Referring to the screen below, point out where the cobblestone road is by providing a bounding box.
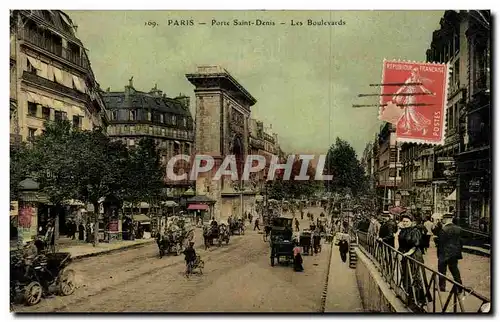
[14,207,350,313]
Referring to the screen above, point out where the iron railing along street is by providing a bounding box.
[355,230,490,313]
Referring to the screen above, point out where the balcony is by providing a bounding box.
[22,71,88,102]
[20,29,89,71]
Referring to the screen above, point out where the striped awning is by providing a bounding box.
[187,204,209,210]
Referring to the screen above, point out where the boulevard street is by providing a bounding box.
[14,207,348,313]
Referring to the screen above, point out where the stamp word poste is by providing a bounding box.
[379,60,450,145]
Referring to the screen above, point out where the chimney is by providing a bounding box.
[175,94,190,109]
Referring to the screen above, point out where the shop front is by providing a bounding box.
[457,148,491,232]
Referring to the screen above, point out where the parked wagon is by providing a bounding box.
[229,219,245,235]
[10,248,76,306]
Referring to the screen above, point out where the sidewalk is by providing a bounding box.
[10,238,155,259]
[325,243,364,312]
[423,245,491,299]
[60,238,155,259]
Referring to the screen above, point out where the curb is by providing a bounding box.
[72,240,156,260]
[320,241,334,313]
[463,246,490,258]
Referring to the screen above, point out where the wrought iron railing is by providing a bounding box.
[355,230,490,313]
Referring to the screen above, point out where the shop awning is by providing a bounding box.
[445,189,457,201]
[72,75,86,93]
[187,204,209,210]
[133,214,151,223]
[161,200,178,207]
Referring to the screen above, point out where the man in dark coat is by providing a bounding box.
[254,217,261,231]
[434,213,463,292]
[338,236,349,263]
[378,215,397,247]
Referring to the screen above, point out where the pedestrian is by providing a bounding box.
[378,214,397,247]
[422,216,433,252]
[254,218,260,231]
[183,241,197,275]
[398,213,428,305]
[295,218,300,232]
[312,227,321,254]
[78,223,85,241]
[248,213,253,225]
[434,213,463,292]
[338,235,349,263]
[293,244,304,272]
[300,211,304,220]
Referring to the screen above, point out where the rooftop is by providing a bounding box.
[102,82,192,116]
[186,65,257,106]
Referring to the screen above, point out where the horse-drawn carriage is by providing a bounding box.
[229,218,245,235]
[156,216,195,258]
[203,223,230,249]
[299,230,312,255]
[269,217,295,266]
[10,242,76,306]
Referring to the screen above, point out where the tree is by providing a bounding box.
[267,156,320,200]
[124,137,165,211]
[324,137,368,197]
[10,142,35,201]
[71,128,130,245]
[29,120,80,207]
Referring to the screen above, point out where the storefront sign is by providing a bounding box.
[379,60,449,145]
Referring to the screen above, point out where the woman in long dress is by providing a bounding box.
[392,67,435,135]
[398,213,430,307]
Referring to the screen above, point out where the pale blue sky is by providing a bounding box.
[68,10,444,156]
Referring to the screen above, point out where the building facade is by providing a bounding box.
[375,123,402,211]
[248,119,281,193]
[10,10,107,145]
[361,141,376,190]
[400,144,435,218]
[425,10,491,232]
[101,80,195,198]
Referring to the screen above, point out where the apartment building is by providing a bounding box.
[10,10,107,144]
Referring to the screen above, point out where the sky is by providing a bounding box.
[67,10,444,157]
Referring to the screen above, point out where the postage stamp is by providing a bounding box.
[378,60,450,145]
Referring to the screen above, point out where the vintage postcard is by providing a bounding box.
[9,9,491,314]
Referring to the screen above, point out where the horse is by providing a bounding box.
[203,225,218,249]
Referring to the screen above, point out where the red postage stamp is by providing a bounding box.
[379,60,450,145]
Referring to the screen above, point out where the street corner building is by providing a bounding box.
[362,11,491,237]
[10,10,108,144]
[101,79,195,200]
[9,10,108,244]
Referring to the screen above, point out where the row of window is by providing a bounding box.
[108,124,192,140]
[27,101,82,128]
[110,109,190,128]
[23,18,86,68]
[427,31,460,63]
[117,137,191,155]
